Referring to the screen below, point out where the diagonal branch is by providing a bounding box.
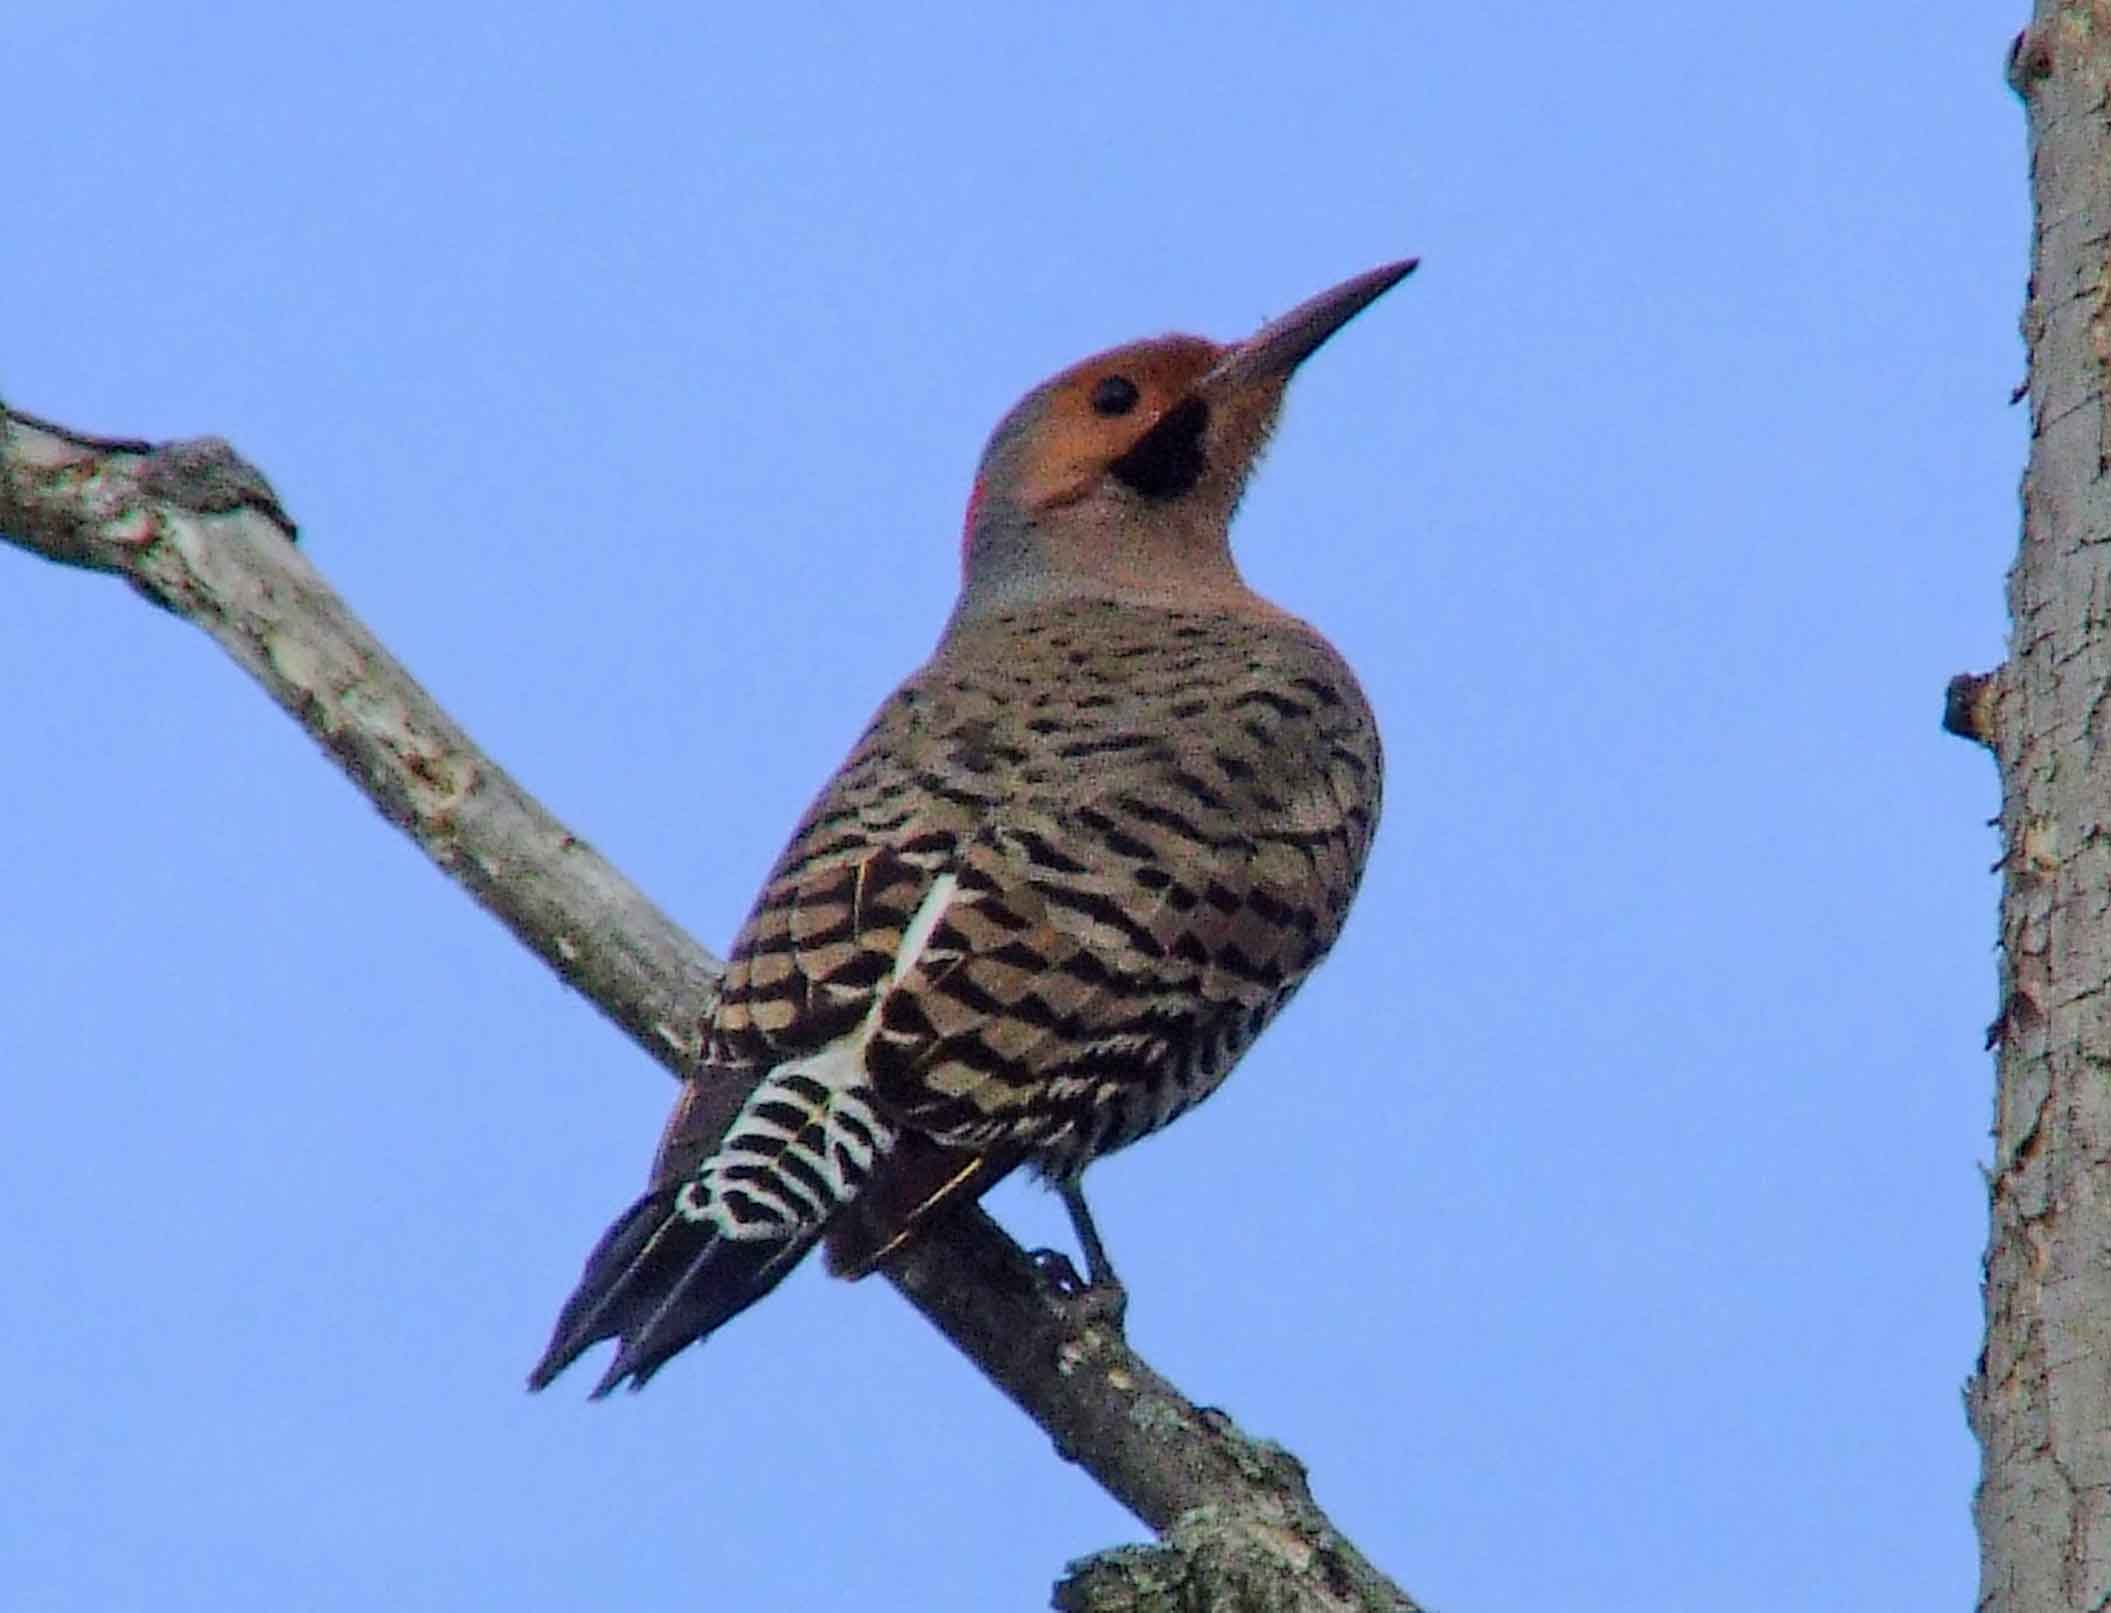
[0,404,722,1074]
[0,400,1422,1613]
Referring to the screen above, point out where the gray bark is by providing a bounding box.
[1955,14,2111,1609]
[0,403,1422,1613]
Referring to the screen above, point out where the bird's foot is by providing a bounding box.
[1028,1247,1129,1333]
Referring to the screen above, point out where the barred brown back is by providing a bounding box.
[707,596,1379,1195]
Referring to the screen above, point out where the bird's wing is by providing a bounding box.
[694,626,1376,1268]
[531,616,1377,1386]
[859,751,1364,1160]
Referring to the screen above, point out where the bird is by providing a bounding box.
[529,259,1414,1396]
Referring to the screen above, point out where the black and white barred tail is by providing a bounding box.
[527,1066,897,1395]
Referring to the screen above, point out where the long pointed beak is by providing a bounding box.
[1201,258,1418,394]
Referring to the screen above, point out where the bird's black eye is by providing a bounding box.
[1090,375,1141,416]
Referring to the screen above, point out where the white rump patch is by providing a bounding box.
[689,873,956,1238]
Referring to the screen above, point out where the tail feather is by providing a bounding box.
[526,1185,817,1395]
[532,1061,910,1393]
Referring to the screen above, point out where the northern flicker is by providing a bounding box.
[529,259,1412,1396]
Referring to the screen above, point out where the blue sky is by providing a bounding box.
[2,5,2013,1608]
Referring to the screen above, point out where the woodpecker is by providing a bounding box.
[530,259,1413,1395]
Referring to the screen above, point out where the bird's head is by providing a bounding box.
[956,259,1415,618]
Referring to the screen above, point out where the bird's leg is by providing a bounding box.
[1028,1181,1128,1332]
[1061,1181,1118,1291]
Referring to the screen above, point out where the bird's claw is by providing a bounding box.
[1028,1247,1128,1332]
[1029,1246,1087,1294]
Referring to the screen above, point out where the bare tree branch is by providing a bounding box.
[0,405,721,1071]
[0,400,1423,1612]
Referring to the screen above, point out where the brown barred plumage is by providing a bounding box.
[530,260,1412,1395]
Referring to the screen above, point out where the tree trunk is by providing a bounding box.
[1959,12,2111,1607]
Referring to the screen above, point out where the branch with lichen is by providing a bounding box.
[0,400,1420,1613]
